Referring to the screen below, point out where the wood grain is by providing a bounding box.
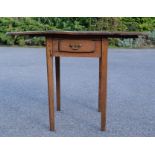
[7,31,147,38]
[46,37,55,131]
[6,30,148,132]
[53,39,101,57]
[100,38,109,131]
[58,39,95,53]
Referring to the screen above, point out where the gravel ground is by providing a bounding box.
[0,47,155,137]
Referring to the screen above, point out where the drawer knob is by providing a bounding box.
[69,44,82,50]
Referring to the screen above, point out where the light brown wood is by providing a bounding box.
[46,37,55,131]
[53,39,101,57]
[58,39,96,53]
[100,38,109,131]
[55,57,61,111]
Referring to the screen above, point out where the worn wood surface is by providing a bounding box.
[7,31,147,38]
[53,39,101,57]
[46,37,55,131]
[8,30,147,132]
[100,38,109,131]
[58,39,96,53]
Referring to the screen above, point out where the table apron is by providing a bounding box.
[52,38,102,57]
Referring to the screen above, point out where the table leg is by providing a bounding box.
[46,37,55,131]
[99,38,108,131]
[98,57,101,112]
[55,57,61,111]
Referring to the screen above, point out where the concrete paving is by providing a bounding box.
[0,47,155,137]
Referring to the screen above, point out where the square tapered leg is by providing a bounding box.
[99,38,108,131]
[46,37,55,131]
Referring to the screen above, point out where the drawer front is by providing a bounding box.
[59,40,95,53]
[53,39,101,57]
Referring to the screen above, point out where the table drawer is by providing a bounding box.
[53,39,101,57]
[59,39,95,53]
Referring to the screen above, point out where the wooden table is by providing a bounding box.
[7,31,147,131]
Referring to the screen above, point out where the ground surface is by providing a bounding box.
[0,47,155,137]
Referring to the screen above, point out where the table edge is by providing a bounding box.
[6,31,148,38]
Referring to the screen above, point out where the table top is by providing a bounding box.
[7,31,148,38]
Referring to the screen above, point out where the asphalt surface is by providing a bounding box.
[0,47,155,137]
